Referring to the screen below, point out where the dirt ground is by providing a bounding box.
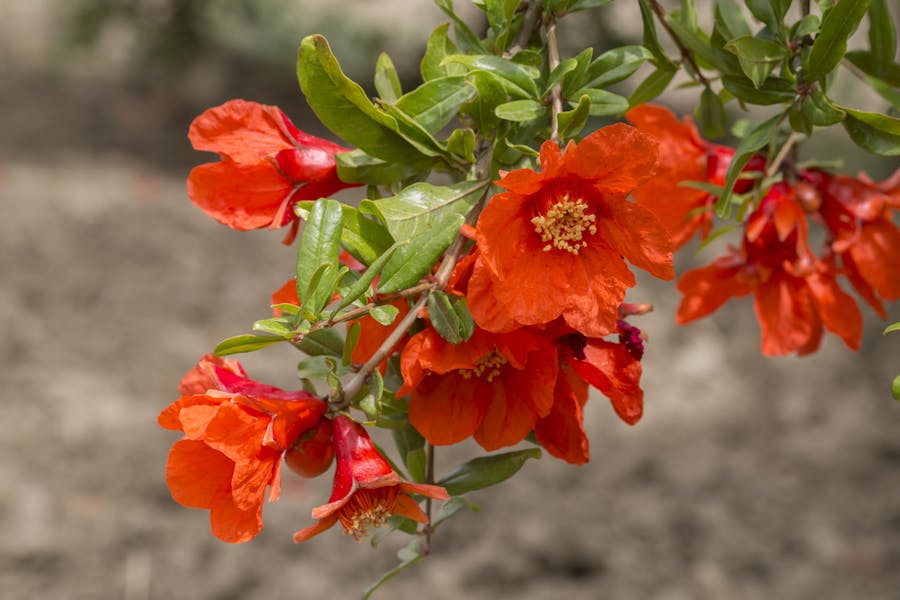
[2,4,900,600]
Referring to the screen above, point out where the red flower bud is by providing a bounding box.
[284,418,335,478]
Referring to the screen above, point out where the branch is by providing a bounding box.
[544,15,563,143]
[505,0,544,58]
[648,0,713,90]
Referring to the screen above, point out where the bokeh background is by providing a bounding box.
[1,1,898,598]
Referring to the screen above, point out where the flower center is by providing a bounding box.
[337,486,399,541]
[531,194,597,255]
[459,351,507,383]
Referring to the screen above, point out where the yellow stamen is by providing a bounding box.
[337,487,398,541]
[531,193,597,255]
[459,351,507,383]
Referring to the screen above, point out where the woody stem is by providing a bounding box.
[765,131,800,180]
[422,442,435,555]
[505,0,543,58]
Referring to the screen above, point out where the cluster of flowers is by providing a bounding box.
[162,98,898,544]
[627,104,900,356]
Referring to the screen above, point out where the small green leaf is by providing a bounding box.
[296,198,343,308]
[840,107,900,156]
[544,57,579,97]
[628,66,677,107]
[892,375,900,401]
[577,45,653,92]
[721,75,797,105]
[377,215,463,294]
[697,87,727,138]
[447,128,477,162]
[297,35,428,164]
[428,290,464,343]
[438,448,542,496]
[296,328,344,357]
[434,0,487,53]
[793,14,821,38]
[337,203,394,267]
[463,70,507,136]
[443,54,541,98]
[867,0,897,76]
[845,50,900,87]
[432,496,480,528]
[802,87,846,126]
[714,0,752,40]
[214,334,285,356]
[370,303,400,326]
[395,76,478,134]
[724,36,787,88]
[558,94,592,138]
[745,0,787,33]
[883,322,900,335]
[450,295,475,341]
[331,240,405,313]
[581,88,630,116]
[252,317,294,338]
[495,99,549,122]
[392,423,426,483]
[335,149,423,186]
[638,0,674,66]
[664,15,738,74]
[361,180,488,242]
[421,23,462,81]
[789,103,814,136]
[375,52,402,102]
[343,321,361,367]
[804,0,869,83]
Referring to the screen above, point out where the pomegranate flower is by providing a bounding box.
[473,123,674,338]
[187,99,356,242]
[159,358,327,543]
[677,182,862,356]
[626,103,766,249]
[294,416,449,542]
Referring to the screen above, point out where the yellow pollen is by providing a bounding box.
[531,194,597,255]
[459,351,507,383]
[337,487,398,541]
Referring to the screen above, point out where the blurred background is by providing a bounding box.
[1,1,898,598]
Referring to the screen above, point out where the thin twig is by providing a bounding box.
[648,0,713,90]
[505,0,544,58]
[765,131,800,180]
[422,442,435,556]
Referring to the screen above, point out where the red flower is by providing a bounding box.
[626,104,766,249]
[399,325,558,451]
[159,358,327,543]
[187,99,356,242]
[293,416,448,542]
[677,182,862,356]
[802,169,900,317]
[474,124,674,338]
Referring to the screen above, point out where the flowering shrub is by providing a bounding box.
[159,0,900,596]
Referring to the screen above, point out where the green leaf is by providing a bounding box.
[432,496,480,528]
[789,103,814,135]
[370,303,400,326]
[892,375,900,401]
[335,149,423,186]
[804,0,869,83]
[434,0,487,53]
[392,423,426,483]
[581,88,630,116]
[463,70,507,135]
[714,0,752,40]
[695,87,727,138]
[840,107,900,156]
[450,295,475,341]
[883,322,900,335]
[558,94,592,138]
[296,198,343,308]
[664,15,738,74]
[745,0,788,33]
[724,36,787,88]
[377,215,463,294]
[845,50,900,87]
[447,128,477,162]
[565,0,613,10]
[484,0,519,51]
[214,334,285,356]
[362,540,424,600]
[332,240,405,313]
[495,99,549,122]
[443,54,541,98]
[722,75,797,105]
[715,112,783,217]
[337,203,394,266]
[375,52,402,102]
[297,35,427,164]
[793,14,821,38]
[252,317,294,338]
[437,448,542,496]
[802,87,846,126]
[868,0,897,76]
[638,0,673,66]
[544,57,579,97]
[361,180,488,242]
[395,76,478,135]
[421,23,462,81]
[343,321,361,367]
[296,328,344,357]
[427,290,466,343]
[628,66,677,107]
[577,45,653,92]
